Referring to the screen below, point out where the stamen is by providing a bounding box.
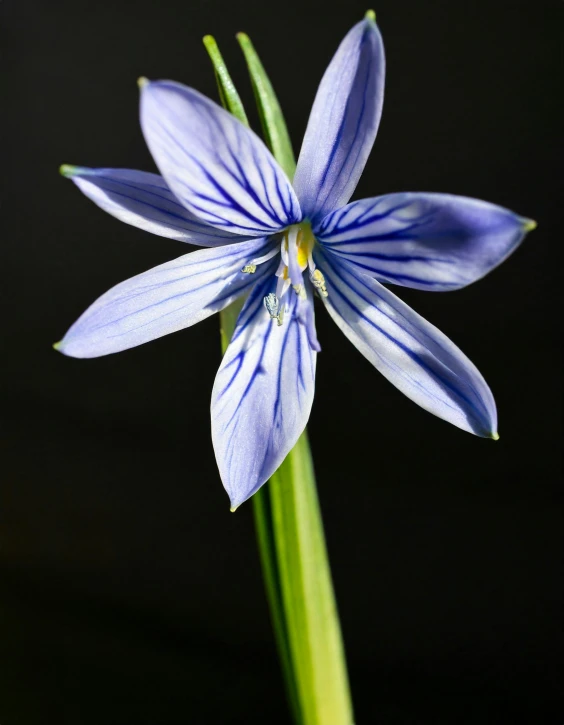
[241,245,280,274]
[311,268,328,297]
[264,292,285,326]
[285,226,305,288]
[276,275,291,302]
[281,232,290,266]
[264,292,279,318]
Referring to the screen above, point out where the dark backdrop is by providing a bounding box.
[2,0,562,723]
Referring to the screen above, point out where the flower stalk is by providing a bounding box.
[207,34,353,725]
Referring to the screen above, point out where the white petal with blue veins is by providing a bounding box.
[211,277,317,508]
[141,81,301,236]
[57,237,276,358]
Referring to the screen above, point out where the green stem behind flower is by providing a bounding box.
[205,34,353,725]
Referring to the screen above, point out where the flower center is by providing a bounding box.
[241,222,328,326]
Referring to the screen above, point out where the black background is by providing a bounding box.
[2,0,562,723]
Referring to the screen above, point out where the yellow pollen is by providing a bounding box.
[311,268,328,297]
[283,267,289,280]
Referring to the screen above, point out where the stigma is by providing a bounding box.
[280,224,327,302]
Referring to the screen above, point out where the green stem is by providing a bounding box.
[268,434,353,725]
[207,32,353,725]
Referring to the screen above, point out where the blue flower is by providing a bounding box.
[56,15,535,508]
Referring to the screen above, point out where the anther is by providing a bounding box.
[242,245,280,275]
[264,293,280,318]
[264,292,285,326]
[311,269,328,297]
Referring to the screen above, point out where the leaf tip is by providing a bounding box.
[202,34,216,50]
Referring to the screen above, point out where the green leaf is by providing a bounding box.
[202,35,249,125]
[269,433,353,725]
[236,33,296,179]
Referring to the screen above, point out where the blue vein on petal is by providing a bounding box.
[315,200,433,237]
[332,259,461,289]
[93,176,233,230]
[86,183,237,236]
[204,109,285,227]
[82,246,275,337]
[314,24,374,217]
[105,268,272,340]
[200,99,298,224]
[147,116,273,231]
[147,90,296,231]
[215,278,311,479]
[215,279,273,412]
[324,249,464,288]
[318,220,434,244]
[320,253,491,428]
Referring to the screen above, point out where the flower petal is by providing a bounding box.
[61,166,242,246]
[140,80,301,236]
[315,250,497,437]
[211,279,317,508]
[292,15,385,222]
[315,193,535,290]
[56,237,276,358]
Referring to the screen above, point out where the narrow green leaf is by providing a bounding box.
[236,33,296,179]
[202,35,249,125]
[218,296,244,354]
[269,434,353,725]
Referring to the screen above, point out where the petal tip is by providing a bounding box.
[59,164,77,178]
[53,340,63,352]
[365,9,376,22]
[137,76,149,90]
[229,505,239,513]
[491,431,500,441]
[521,218,537,233]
